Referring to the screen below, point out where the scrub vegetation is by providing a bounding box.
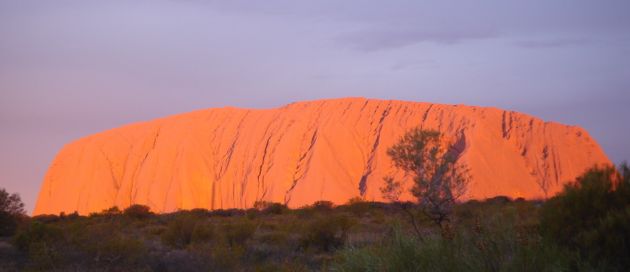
[0,163,628,271]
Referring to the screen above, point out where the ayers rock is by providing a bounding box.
[34,98,610,215]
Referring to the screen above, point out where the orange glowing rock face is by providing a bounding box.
[34,98,610,215]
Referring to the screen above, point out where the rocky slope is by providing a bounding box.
[34,98,610,215]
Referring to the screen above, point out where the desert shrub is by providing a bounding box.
[342,197,372,216]
[189,208,210,216]
[27,240,62,270]
[246,208,260,219]
[102,206,122,216]
[254,201,288,215]
[292,201,334,219]
[89,206,122,218]
[258,230,290,246]
[334,220,571,272]
[461,209,570,272]
[186,240,247,271]
[300,214,356,252]
[123,204,153,219]
[0,188,26,236]
[13,221,64,252]
[191,221,214,244]
[311,200,334,211]
[333,226,459,272]
[162,214,214,248]
[31,214,60,224]
[12,221,66,269]
[210,208,245,217]
[223,218,257,247]
[485,195,512,204]
[292,205,316,219]
[162,214,198,248]
[456,198,536,228]
[346,197,365,205]
[540,163,630,270]
[59,211,80,221]
[250,230,292,265]
[265,203,288,215]
[92,233,146,266]
[209,243,246,270]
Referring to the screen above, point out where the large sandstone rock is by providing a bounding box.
[34,98,610,215]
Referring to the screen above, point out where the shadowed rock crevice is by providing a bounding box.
[359,102,392,196]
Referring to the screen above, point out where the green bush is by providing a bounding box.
[123,204,153,219]
[540,163,630,270]
[253,201,288,215]
[311,200,334,211]
[300,214,355,252]
[31,214,60,223]
[189,208,210,217]
[343,197,372,216]
[13,221,64,252]
[223,218,257,247]
[333,226,458,272]
[191,221,214,244]
[93,233,146,265]
[102,206,122,216]
[257,230,290,246]
[162,214,214,248]
[27,240,61,270]
[334,220,571,272]
[12,221,66,269]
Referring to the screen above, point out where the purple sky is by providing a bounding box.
[1,0,629,213]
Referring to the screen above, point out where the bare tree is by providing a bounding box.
[381,128,470,237]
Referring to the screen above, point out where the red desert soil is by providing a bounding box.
[34,98,610,215]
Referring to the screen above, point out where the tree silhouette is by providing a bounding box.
[0,188,26,236]
[381,128,470,236]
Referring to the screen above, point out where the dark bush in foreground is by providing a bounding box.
[162,213,214,248]
[342,197,373,216]
[540,163,630,270]
[484,195,512,204]
[311,200,335,211]
[13,221,63,252]
[209,208,245,217]
[300,214,355,252]
[31,214,60,224]
[99,206,122,216]
[12,221,65,270]
[334,218,571,272]
[88,232,146,266]
[0,212,20,237]
[123,204,153,219]
[253,201,288,215]
[223,218,257,247]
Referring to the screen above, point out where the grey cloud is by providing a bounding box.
[336,28,499,52]
[514,38,591,49]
